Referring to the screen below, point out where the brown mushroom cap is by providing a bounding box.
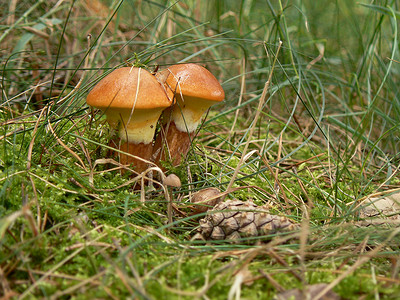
[163,174,181,188]
[87,67,172,110]
[164,63,225,102]
[161,63,225,133]
[86,67,173,144]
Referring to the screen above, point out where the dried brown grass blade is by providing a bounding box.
[27,107,46,170]
[224,41,282,199]
[258,268,285,292]
[47,120,88,171]
[227,57,246,142]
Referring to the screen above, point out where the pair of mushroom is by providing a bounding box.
[86,63,225,173]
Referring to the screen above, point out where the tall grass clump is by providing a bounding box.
[1,0,400,298]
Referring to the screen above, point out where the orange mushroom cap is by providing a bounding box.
[161,63,225,133]
[164,63,225,102]
[86,67,173,144]
[87,67,173,110]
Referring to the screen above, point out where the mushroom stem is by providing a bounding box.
[163,174,181,224]
[119,141,153,173]
[153,121,196,167]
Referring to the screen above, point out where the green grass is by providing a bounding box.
[1,0,400,299]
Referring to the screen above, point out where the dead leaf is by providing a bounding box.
[356,190,400,226]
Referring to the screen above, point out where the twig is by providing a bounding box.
[258,269,285,292]
[267,249,303,282]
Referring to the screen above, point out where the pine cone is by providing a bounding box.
[196,199,298,241]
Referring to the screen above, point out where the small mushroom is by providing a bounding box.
[164,173,182,188]
[163,174,182,224]
[153,63,224,166]
[86,67,173,172]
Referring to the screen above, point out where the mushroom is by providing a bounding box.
[86,66,173,173]
[163,174,182,224]
[163,173,182,188]
[153,63,225,166]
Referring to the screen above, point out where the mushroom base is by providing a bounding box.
[153,121,195,167]
[119,141,153,173]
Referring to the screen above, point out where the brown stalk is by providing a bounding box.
[27,106,46,170]
[112,238,145,292]
[49,270,106,300]
[226,57,246,143]
[261,154,293,208]
[274,132,283,190]
[22,205,39,237]
[7,0,18,26]
[293,167,314,208]
[258,269,285,293]
[0,265,12,298]
[47,120,88,171]
[267,249,303,282]
[298,215,310,288]
[16,267,87,281]
[307,267,400,284]
[337,236,369,271]
[22,26,50,39]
